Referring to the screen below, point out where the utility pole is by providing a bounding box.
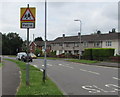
[74,19,82,60]
[43,0,47,83]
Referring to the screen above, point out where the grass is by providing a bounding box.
[7,55,16,57]
[67,59,99,64]
[5,59,63,95]
[0,63,3,67]
[38,57,73,60]
[38,57,99,64]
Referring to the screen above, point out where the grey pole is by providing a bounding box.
[79,20,82,60]
[26,4,30,86]
[33,34,34,41]
[43,0,47,82]
[26,27,30,85]
[74,19,82,60]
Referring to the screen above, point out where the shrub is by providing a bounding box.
[47,51,56,57]
[82,48,93,60]
[35,48,42,57]
[83,48,115,61]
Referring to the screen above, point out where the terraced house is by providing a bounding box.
[51,31,120,56]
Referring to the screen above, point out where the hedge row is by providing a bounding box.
[83,48,115,61]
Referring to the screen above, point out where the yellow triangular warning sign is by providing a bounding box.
[21,8,35,21]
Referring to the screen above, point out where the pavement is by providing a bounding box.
[2,60,20,96]
[90,62,120,68]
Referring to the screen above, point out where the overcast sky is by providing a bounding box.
[0,0,119,41]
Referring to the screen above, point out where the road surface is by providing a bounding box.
[3,56,120,96]
[31,59,119,95]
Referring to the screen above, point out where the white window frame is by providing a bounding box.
[106,41,112,46]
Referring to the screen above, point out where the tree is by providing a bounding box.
[2,32,23,55]
[34,37,43,41]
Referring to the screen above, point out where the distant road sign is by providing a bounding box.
[20,7,36,28]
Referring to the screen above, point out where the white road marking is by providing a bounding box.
[79,69,100,75]
[40,69,43,72]
[64,65,74,69]
[113,77,120,80]
[58,64,74,69]
[47,64,52,66]
[58,64,62,66]
[33,65,38,68]
[42,64,52,66]
[74,62,118,70]
[82,84,120,94]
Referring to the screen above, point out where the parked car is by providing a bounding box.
[21,55,33,62]
[16,52,27,60]
[16,52,33,62]
[29,53,37,59]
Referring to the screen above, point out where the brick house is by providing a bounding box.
[29,41,53,54]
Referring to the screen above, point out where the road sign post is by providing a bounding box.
[20,4,36,85]
[43,0,47,83]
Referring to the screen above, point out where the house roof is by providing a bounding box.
[34,41,44,46]
[34,41,54,46]
[53,32,120,43]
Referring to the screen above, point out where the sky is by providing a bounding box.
[0,0,119,41]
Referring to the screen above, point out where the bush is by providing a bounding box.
[83,48,115,61]
[35,48,42,57]
[47,51,56,57]
[82,48,93,60]
[57,53,66,58]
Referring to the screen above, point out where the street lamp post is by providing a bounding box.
[74,19,82,60]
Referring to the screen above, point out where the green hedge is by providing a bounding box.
[83,48,115,61]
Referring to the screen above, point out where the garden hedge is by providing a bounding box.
[83,48,115,61]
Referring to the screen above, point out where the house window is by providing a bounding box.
[59,43,63,46]
[106,41,112,46]
[30,46,32,50]
[94,42,100,47]
[74,50,79,54]
[53,43,56,46]
[66,43,70,47]
[83,42,88,47]
[74,42,79,47]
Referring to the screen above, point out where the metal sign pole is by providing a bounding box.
[43,0,47,83]
[20,4,35,85]
[26,4,30,86]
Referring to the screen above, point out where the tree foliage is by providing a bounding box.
[34,37,43,41]
[35,48,42,56]
[2,32,23,55]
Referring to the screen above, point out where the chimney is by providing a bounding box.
[78,32,81,38]
[63,34,65,38]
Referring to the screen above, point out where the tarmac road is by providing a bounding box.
[31,59,120,96]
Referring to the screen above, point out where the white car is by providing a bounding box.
[16,52,27,60]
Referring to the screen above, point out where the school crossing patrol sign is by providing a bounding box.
[20,7,36,28]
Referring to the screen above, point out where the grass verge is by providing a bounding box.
[67,59,99,64]
[38,57,73,60]
[5,59,63,95]
[0,63,3,67]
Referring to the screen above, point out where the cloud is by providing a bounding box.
[0,1,118,41]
